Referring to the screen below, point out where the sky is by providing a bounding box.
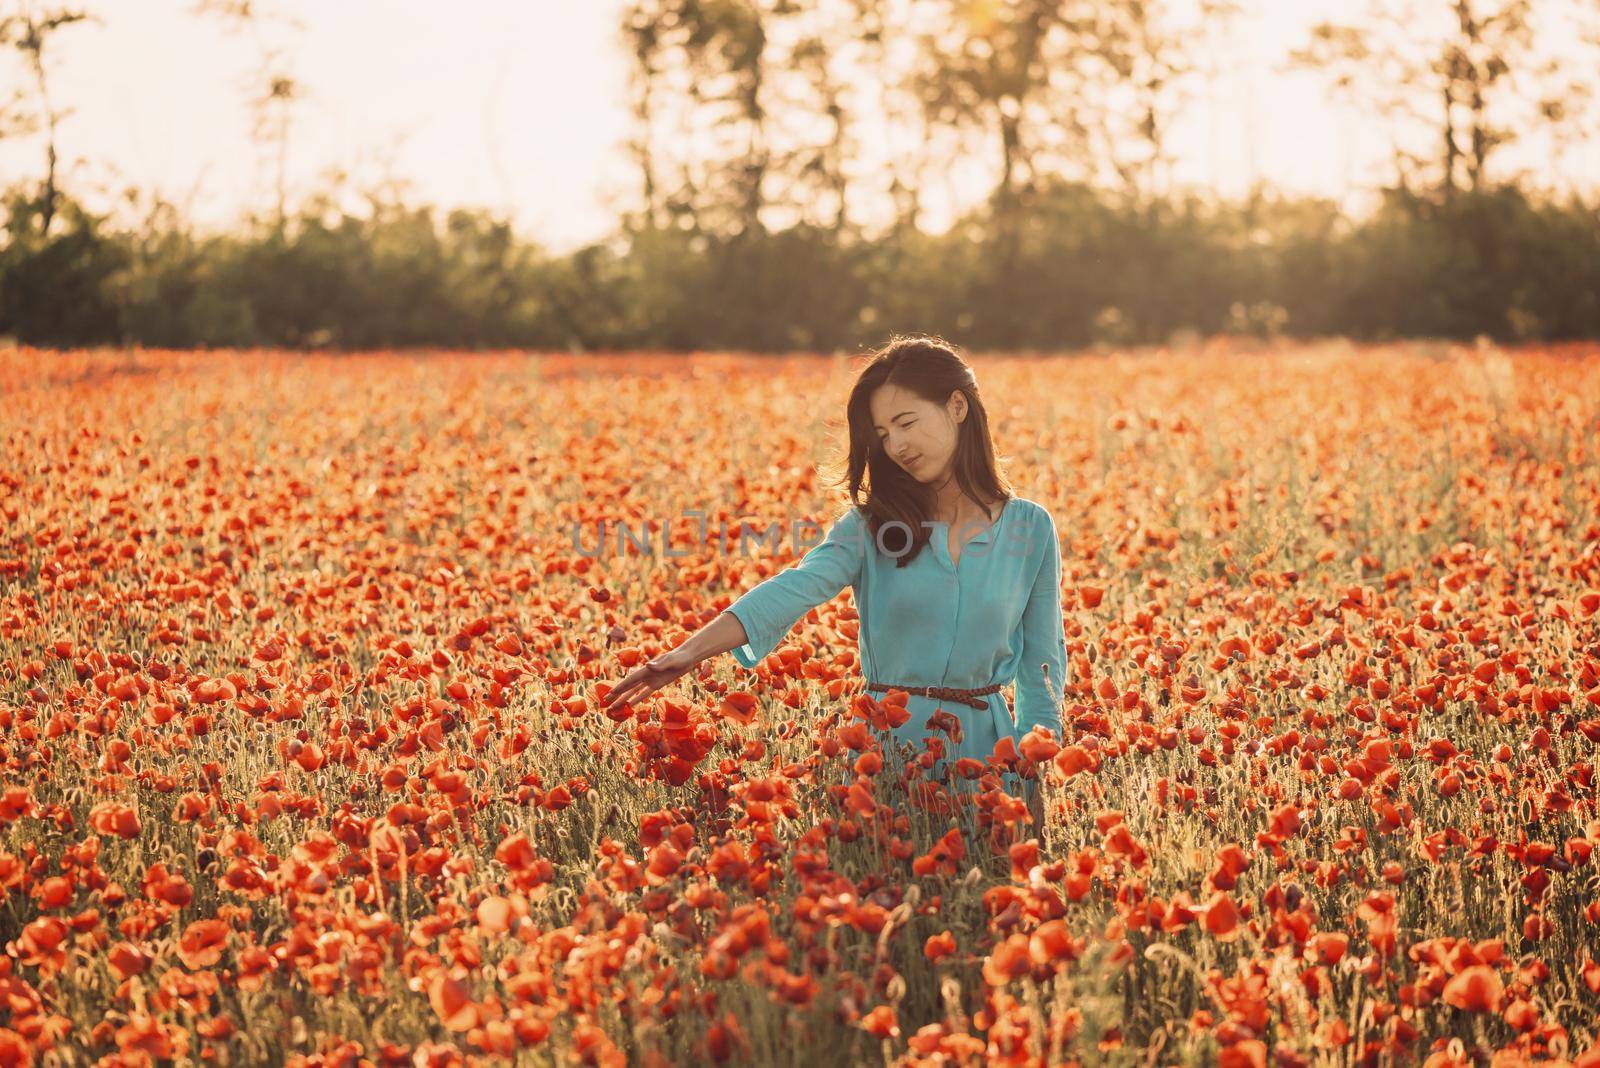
[2,0,1595,254]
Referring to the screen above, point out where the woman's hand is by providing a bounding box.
[599,645,700,715]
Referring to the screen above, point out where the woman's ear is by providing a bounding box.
[949,389,968,423]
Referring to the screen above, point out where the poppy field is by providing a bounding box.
[3,340,1600,1067]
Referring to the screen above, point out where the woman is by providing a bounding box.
[601,335,1067,796]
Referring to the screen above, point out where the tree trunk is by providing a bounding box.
[1442,81,1461,196]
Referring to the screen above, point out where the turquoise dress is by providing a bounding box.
[725,496,1067,773]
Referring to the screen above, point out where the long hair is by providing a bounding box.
[832,335,1012,568]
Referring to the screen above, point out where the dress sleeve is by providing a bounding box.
[724,506,867,669]
[1012,507,1067,739]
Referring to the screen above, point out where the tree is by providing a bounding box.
[785,28,854,234]
[0,2,92,236]
[915,0,1073,226]
[843,0,930,231]
[682,0,773,238]
[1288,0,1581,197]
[617,0,781,240]
[621,0,670,234]
[1076,0,1242,204]
[191,0,306,234]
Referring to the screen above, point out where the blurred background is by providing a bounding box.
[1,0,1598,352]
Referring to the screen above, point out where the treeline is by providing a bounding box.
[5,0,1600,350]
[3,176,1598,352]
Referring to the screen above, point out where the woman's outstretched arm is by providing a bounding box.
[597,610,751,715]
[600,506,866,714]
[723,506,866,668]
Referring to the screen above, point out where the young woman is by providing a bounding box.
[601,335,1067,790]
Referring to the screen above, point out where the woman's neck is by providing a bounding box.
[930,471,994,523]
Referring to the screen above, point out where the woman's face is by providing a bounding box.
[869,383,965,483]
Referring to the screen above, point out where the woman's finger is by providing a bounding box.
[600,651,696,712]
[603,667,659,711]
[602,674,642,710]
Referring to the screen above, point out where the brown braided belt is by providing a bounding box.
[864,680,1003,711]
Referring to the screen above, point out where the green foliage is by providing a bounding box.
[1,176,1597,352]
[0,186,127,346]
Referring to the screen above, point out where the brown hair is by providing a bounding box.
[832,335,1012,568]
